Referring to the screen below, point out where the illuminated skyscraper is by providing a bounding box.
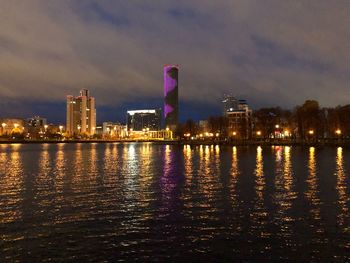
[66,89,96,136]
[164,65,179,131]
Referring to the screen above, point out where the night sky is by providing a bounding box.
[0,1,349,124]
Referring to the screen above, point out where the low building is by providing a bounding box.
[27,116,47,128]
[102,122,127,139]
[26,116,48,139]
[0,118,26,136]
[128,129,173,140]
[127,109,161,131]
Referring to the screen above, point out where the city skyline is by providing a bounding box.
[0,1,349,122]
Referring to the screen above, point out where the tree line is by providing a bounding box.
[178,100,350,140]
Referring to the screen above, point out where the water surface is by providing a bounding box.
[0,143,349,262]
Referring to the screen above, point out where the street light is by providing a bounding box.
[335,129,341,135]
[308,130,314,135]
[256,131,262,136]
[275,124,280,129]
[232,131,237,136]
[14,123,19,129]
[59,125,63,134]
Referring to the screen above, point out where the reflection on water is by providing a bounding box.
[0,144,349,261]
[251,146,268,240]
[306,147,321,221]
[335,147,349,235]
[0,144,23,225]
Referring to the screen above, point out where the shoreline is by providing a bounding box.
[0,139,349,147]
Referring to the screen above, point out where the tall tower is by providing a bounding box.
[164,65,179,131]
[66,89,96,136]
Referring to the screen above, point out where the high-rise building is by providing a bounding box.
[127,109,162,131]
[66,89,96,136]
[222,95,239,115]
[164,65,179,131]
[223,96,252,139]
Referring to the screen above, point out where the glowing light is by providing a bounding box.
[1,123,6,128]
[232,131,237,136]
[256,131,261,136]
[275,124,280,129]
[308,130,314,135]
[14,123,19,128]
[335,129,341,135]
[127,109,156,115]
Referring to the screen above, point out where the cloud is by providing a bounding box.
[0,0,349,121]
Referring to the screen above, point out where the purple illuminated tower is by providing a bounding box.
[164,65,179,131]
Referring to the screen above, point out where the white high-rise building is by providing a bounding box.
[66,89,96,136]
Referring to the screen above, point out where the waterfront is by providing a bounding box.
[0,143,349,262]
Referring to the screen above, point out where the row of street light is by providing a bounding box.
[183,126,344,139]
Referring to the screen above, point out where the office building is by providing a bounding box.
[27,116,47,128]
[222,95,239,115]
[164,65,179,131]
[223,96,252,139]
[127,109,161,131]
[66,89,96,136]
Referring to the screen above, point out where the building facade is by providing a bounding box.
[164,65,179,131]
[223,96,252,139]
[127,109,161,131]
[102,122,127,138]
[0,118,26,136]
[66,89,96,136]
[27,116,47,128]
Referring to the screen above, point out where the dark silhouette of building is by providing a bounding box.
[127,109,162,131]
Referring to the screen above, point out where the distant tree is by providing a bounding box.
[207,116,228,137]
[177,119,198,137]
[295,100,324,139]
[253,107,292,138]
[327,105,350,138]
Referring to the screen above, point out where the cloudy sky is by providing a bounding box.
[0,0,349,122]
